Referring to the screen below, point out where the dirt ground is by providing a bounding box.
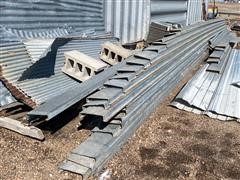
[0,116,89,180]
[215,2,240,11]
[106,75,240,180]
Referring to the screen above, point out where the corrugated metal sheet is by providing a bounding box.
[207,49,240,119]
[0,0,116,107]
[104,0,150,44]
[6,28,71,40]
[186,0,202,25]
[104,0,204,44]
[0,26,20,42]
[172,48,240,121]
[0,0,105,39]
[0,41,35,106]
[151,0,188,26]
[0,42,33,83]
[0,36,115,107]
[23,39,55,63]
[0,80,16,107]
[16,38,116,105]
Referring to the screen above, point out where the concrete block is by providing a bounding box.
[99,42,131,65]
[62,50,108,81]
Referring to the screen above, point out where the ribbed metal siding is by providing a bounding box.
[0,81,16,107]
[173,49,240,120]
[0,0,105,36]
[0,42,33,83]
[23,39,55,63]
[151,0,188,26]
[0,37,116,106]
[104,0,151,44]
[186,0,202,25]
[17,38,116,105]
[208,49,240,120]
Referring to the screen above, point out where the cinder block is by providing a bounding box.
[99,42,132,65]
[62,50,108,81]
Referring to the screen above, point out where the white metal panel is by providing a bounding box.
[187,0,202,25]
[104,0,151,44]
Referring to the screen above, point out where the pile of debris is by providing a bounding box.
[0,18,239,178]
[57,20,237,177]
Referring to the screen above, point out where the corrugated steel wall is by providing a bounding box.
[104,0,203,44]
[0,0,105,36]
[150,0,188,25]
[0,0,205,45]
[104,0,151,44]
[186,0,202,25]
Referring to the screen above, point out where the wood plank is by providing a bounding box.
[0,117,44,140]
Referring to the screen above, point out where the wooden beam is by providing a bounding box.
[0,117,44,140]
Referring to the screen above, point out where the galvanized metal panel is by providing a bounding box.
[151,0,188,26]
[208,49,240,119]
[172,48,240,120]
[0,0,105,39]
[104,0,150,44]
[0,41,33,83]
[23,39,55,62]
[17,38,115,105]
[186,0,202,25]
[0,81,16,107]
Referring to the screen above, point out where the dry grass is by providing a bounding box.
[214,2,240,11]
[210,2,240,22]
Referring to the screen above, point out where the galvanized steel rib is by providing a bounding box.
[59,39,210,178]
[80,21,225,122]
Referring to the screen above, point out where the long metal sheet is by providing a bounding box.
[0,0,105,38]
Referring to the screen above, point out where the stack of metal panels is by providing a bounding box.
[59,19,226,178]
[172,45,240,121]
[147,21,181,43]
[27,20,224,122]
[18,38,117,105]
[80,20,224,123]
